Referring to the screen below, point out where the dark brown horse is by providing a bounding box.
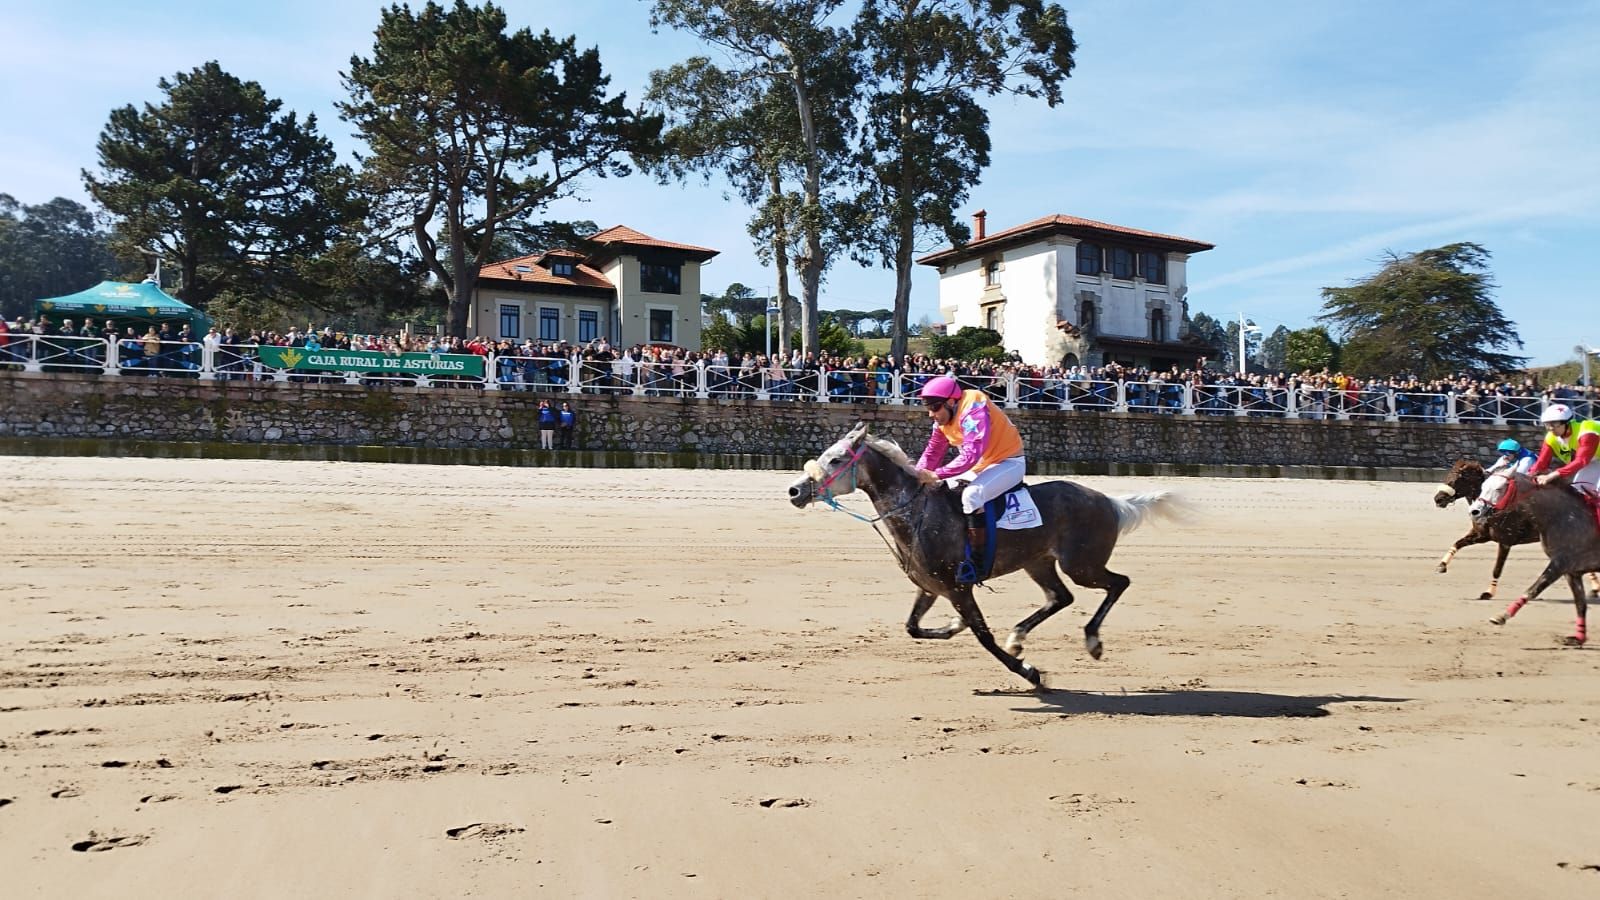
[1474,473,1600,645]
[1433,459,1539,598]
[787,423,1181,687]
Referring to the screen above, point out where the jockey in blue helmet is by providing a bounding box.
[1487,437,1536,477]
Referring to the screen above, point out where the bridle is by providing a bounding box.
[809,440,918,526]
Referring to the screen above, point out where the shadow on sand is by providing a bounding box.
[978,688,1409,719]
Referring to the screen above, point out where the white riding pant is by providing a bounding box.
[952,455,1027,515]
[1570,458,1600,497]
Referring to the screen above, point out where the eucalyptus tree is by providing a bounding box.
[849,0,1075,360]
[646,60,800,354]
[650,0,859,354]
[341,1,660,336]
[1318,242,1524,379]
[84,62,355,309]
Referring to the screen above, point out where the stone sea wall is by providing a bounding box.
[0,372,1520,475]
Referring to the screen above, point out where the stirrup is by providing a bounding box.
[956,554,980,585]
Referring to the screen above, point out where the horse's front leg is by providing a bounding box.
[946,587,1042,688]
[1439,530,1484,573]
[1481,543,1513,599]
[905,589,967,639]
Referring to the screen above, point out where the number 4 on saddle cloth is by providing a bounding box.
[958,483,1042,586]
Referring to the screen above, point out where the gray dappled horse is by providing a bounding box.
[787,422,1180,687]
[1472,472,1600,645]
[1433,459,1540,599]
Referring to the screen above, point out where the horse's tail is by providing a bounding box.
[1110,491,1186,536]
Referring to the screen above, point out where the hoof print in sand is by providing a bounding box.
[72,833,147,852]
[446,822,524,841]
[757,797,809,808]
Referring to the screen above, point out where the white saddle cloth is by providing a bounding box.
[995,486,1042,530]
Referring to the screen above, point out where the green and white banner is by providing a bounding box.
[256,346,486,378]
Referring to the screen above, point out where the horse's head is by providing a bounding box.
[789,422,872,508]
[1436,459,1486,508]
[1469,472,1519,521]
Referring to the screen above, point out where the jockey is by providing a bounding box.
[1528,404,1600,509]
[914,375,1026,554]
[1486,438,1536,477]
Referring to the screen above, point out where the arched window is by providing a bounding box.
[1080,300,1097,334]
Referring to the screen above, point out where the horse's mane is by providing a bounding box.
[863,432,919,477]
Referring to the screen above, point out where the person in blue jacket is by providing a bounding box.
[557,401,577,450]
[537,399,557,450]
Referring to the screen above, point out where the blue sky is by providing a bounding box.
[2,0,1597,365]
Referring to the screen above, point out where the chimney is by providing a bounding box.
[972,210,987,241]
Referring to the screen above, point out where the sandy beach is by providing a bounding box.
[3,455,1599,898]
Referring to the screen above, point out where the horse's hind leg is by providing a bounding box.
[946,587,1042,688]
[1491,563,1563,627]
[1067,566,1131,661]
[1481,543,1512,599]
[906,589,967,640]
[1004,560,1076,659]
[1563,574,1588,647]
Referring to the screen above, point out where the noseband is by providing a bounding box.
[814,442,867,499]
[807,440,918,526]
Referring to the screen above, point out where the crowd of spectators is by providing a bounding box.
[4,312,1596,422]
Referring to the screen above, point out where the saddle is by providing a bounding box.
[956,482,1030,586]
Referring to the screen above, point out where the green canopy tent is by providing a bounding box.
[35,279,210,336]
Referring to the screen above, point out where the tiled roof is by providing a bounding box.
[478,254,614,290]
[589,225,719,259]
[918,214,1213,266]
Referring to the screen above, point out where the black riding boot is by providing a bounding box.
[965,511,986,559]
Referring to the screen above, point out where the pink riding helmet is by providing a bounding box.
[919,375,963,403]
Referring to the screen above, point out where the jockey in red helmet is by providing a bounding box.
[914,375,1027,553]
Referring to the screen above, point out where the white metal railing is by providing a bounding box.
[6,334,1596,425]
[2,334,112,373]
[493,354,574,393]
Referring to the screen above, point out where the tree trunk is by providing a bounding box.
[889,47,919,364]
[782,45,822,355]
[446,184,471,338]
[769,170,793,359]
[448,236,471,339]
[890,219,914,363]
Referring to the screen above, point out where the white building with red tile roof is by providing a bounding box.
[471,225,718,348]
[917,212,1214,369]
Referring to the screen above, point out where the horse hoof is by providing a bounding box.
[1086,634,1103,660]
[1003,632,1025,658]
[1478,591,1496,601]
[1021,663,1042,687]
[1560,635,1587,647]
[1489,614,1507,626]
[1436,564,1447,574]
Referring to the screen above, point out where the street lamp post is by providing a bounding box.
[766,287,780,362]
[1238,312,1261,376]
[1576,344,1598,389]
